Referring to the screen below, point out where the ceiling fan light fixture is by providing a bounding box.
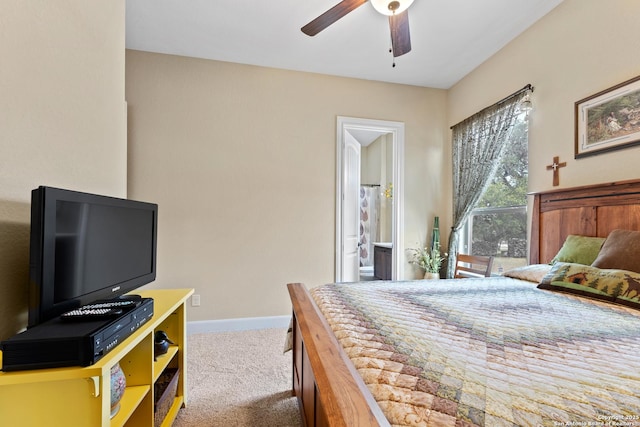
[370,0,414,16]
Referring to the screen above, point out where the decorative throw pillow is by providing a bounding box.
[502,264,551,283]
[539,262,640,309]
[550,235,605,265]
[591,229,640,273]
[615,277,640,309]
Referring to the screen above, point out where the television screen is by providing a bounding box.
[28,186,158,327]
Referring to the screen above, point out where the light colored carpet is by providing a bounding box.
[173,328,301,427]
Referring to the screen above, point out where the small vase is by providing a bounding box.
[424,272,439,280]
[110,362,127,418]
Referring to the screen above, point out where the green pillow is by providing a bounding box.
[551,235,605,265]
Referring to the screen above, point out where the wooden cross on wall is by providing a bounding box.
[546,156,567,187]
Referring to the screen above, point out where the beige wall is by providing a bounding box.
[126,51,448,322]
[0,1,127,340]
[448,0,640,194]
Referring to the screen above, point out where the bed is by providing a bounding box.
[287,179,640,427]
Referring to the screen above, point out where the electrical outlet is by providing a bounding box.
[191,294,201,307]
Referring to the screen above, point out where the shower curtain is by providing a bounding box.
[359,185,380,267]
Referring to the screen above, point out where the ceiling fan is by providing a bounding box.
[301,0,414,58]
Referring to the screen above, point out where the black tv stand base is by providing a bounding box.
[111,294,142,302]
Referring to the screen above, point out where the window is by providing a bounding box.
[458,113,528,273]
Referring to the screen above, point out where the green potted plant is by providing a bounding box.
[408,242,446,279]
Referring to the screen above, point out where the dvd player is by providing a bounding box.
[0,297,154,371]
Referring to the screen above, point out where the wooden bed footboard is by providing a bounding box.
[287,282,389,427]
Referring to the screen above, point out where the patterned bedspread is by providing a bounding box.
[310,278,640,427]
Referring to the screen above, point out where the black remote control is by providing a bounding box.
[60,307,124,321]
[82,300,138,310]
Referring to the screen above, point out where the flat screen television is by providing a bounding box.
[28,186,158,327]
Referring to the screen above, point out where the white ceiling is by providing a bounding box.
[125,0,563,89]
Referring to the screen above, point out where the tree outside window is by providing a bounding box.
[459,114,528,273]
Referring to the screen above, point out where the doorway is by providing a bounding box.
[335,116,405,282]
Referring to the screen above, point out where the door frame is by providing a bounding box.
[335,116,405,282]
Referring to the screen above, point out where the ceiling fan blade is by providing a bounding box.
[301,0,368,36]
[389,10,411,57]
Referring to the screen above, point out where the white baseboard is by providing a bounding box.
[187,315,291,335]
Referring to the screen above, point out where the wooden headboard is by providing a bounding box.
[529,179,640,264]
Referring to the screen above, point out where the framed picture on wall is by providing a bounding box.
[575,75,640,158]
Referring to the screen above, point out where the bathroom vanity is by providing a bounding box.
[373,243,392,280]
